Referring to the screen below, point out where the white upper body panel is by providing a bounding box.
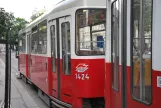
[26,0,106,29]
[19,0,106,58]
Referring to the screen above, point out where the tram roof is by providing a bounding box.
[24,0,106,31]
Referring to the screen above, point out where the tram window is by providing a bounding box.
[50,25,56,72]
[131,0,152,104]
[31,31,38,54]
[61,22,71,75]
[19,33,26,53]
[111,0,119,91]
[37,20,47,54]
[76,9,106,56]
[31,26,38,54]
[31,21,47,54]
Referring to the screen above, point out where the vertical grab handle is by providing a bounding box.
[30,58,32,65]
[45,63,47,71]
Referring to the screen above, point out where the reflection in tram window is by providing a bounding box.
[50,25,56,72]
[61,22,71,75]
[38,20,47,54]
[132,0,152,104]
[76,9,106,55]
[31,26,38,54]
[31,20,47,54]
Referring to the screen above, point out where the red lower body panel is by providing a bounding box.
[19,54,27,76]
[29,55,49,95]
[50,58,105,108]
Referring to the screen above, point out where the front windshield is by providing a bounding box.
[76,9,106,56]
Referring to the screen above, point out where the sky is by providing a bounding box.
[0,0,62,21]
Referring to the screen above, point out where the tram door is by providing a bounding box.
[50,20,58,98]
[107,0,160,108]
[59,16,72,103]
[50,16,72,103]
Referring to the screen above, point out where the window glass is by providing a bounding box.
[51,25,56,72]
[112,0,119,91]
[38,20,47,54]
[31,29,38,54]
[27,34,31,53]
[76,9,106,55]
[61,22,71,75]
[31,20,47,54]
[132,0,152,104]
[19,33,26,53]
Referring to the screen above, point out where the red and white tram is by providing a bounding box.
[18,0,161,108]
[105,0,161,108]
[18,0,106,107]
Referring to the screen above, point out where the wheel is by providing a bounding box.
[23,76,28,84]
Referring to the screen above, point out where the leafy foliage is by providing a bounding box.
[10,18,28,42]
[30,12,44,22]
[0,7,28,44]
[0,7,15,39]
[133,0,152,32]
[30,8,46,22]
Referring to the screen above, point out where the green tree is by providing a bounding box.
[0,7,15,39]
[30,8,46,22]
[10,18,28,43]
[0,7,28,46]
[133,0,152,32]
[30,12,44,22]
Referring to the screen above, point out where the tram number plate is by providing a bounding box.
[75,73,89,80]
[157,76,161,88]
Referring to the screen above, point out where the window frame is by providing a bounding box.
[75,8,106,56]
[130,0,153,105]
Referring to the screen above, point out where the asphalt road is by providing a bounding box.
[0,51,49,108]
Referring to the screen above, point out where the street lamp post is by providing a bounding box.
[4,27,11,108]
[0,9,12,108]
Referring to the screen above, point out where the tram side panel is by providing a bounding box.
[71,58,105,107]
[30,55,49,95]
